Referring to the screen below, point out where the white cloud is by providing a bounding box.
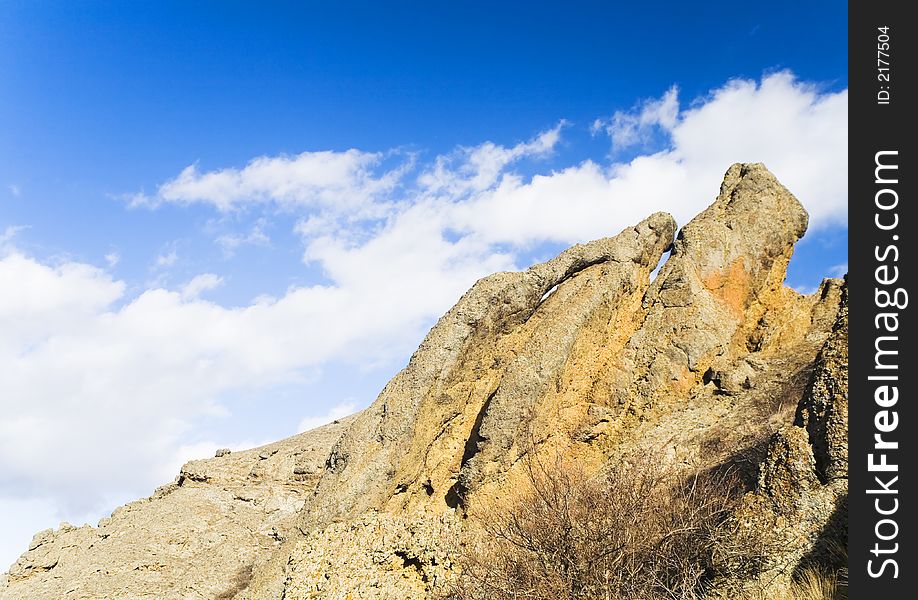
[297,401,359,434]
[131,149,409,216]
[829,263,848,278]
[0,253,125,355]
[591,86,679,150]
[154,249,178,268]
[1,225,28,250]
[181,273,224,299]
[132,74,846,253]
[7,184,20,197]
[104,251,120,268]
[418,123,564,195]
[460,72,847,243]
[216,218,271,257]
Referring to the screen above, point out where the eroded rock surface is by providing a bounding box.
[722,280,848,593]
[1,418,353,600]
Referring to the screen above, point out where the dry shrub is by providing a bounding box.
[725,526,847,600]
[446,453,751,600]
[790,569,847,600]
[734,569,846,600]
[734,539,847,600]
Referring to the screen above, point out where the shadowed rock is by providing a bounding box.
[720,278,848,593]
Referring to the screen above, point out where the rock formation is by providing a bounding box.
[1,418,353,600]
[722,279,848,592]
[1,164,848,600]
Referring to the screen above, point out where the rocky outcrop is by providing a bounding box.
[0,418,353,600]
[242,163,844,599]
[795,281,849,482]
[1,164,848,600]
[627,163,809,399]
[724,279,848,592]
[301,209,677,530]
[279,511,459,600]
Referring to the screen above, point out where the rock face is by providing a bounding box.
[795,281,849,483]
[1,164,848,600]
[724,280,848,591]
[303,209,678,529]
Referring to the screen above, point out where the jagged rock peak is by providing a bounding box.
[626,162,809,399]
[302,210,678,527]
[651,162,808,315]
[688,162,807,298]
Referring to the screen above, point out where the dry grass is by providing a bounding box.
[734,568,846,600]
[444,453,845,600]
[446,454,750,600]
[791,569,847,600]
[735,539,847,600]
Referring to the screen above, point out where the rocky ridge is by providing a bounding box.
[722,280,848,592]
[1,418,353,599]
[1,164,848,599]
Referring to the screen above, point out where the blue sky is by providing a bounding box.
[1,1,846,569]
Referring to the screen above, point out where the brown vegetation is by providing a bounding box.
[446,453,844,600]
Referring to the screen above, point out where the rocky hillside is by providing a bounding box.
[1,163,847,600]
